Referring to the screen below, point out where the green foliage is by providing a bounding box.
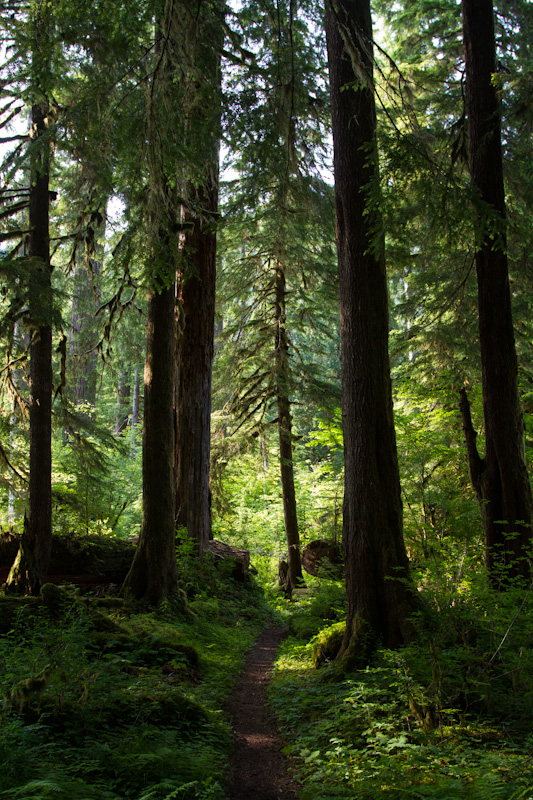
[269,578,533,800]
[284,576,346,641]
[0,566,271,800]
[212,425,343,571]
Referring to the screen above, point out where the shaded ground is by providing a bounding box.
[226,626,298,800]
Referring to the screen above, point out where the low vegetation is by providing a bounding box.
[0,543,271,800]
[269,573,533,800]
[1,543,532,800]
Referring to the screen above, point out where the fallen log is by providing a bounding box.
[204,539,251,582]
[0,532,253,587]
[0,532,136,587]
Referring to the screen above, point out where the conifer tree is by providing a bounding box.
[325,0,419,666]
[122,5,181,603]
[215,0,336,590]
[460,0,532,584]
[173,0,224,552]
[4,2,54,594]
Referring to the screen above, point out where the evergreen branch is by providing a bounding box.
[0,229,27,242]
[0,199,28,220]
[0,353,27,377]
[0,439,27,483]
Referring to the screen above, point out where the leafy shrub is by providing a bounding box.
[269,579,533,800]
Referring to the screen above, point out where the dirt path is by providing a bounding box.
[226,626,298,800]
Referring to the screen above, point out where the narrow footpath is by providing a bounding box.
[226,626,298,800]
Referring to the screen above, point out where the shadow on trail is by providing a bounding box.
[226,626,298,800]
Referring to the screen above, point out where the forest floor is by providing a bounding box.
[226,625,299,800]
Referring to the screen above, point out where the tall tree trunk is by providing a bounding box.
[123,5,181,602]
[68,224,104,412]
[7,95,52,595]
[174,0,223,553]
[131,365,140,429]
[461,0,532,584]
[174,178,218,552]
[325,0,418,667]
[123,284,177,602]
[274,262,303,588]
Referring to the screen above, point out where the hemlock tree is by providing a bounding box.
[123,6,182,602]
[274,259,304,590]
[215,0,335,590]
[6,4,54,594]
[325,0,419,666]
[459,0,532,584]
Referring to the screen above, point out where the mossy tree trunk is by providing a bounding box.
[174,179,218,553]
[174,0,223,553]
[325,0,419,668]
[123,6,180,603]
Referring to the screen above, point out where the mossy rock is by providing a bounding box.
[312,621,345,668]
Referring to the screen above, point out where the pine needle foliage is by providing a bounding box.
[213,0,339,477]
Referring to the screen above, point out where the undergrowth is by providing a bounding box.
[0,541,271,800]
[269,574,533,800]
[3,540,533,800]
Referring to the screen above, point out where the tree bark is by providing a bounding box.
[123,6,181,603]
[274,262,303,589]
[115,370,131,435]
[123,285,178,603]
[7,89,52,595]
[462,0,532,583]
[174,1,223,553]
[325,0,418,667]
[68,216,104,413]
[174,178,218,553]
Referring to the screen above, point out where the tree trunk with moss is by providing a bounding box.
[460,0,532,585]
[325,0,419,668]
[174,1,223,553]
[122,7,180,603]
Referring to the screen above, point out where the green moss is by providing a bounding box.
[311,621,345,667]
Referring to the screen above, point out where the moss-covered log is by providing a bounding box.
[0,533,136,587]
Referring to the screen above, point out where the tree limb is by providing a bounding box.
[459,387,484,499]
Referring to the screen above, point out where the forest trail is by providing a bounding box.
[226,626,298,800]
